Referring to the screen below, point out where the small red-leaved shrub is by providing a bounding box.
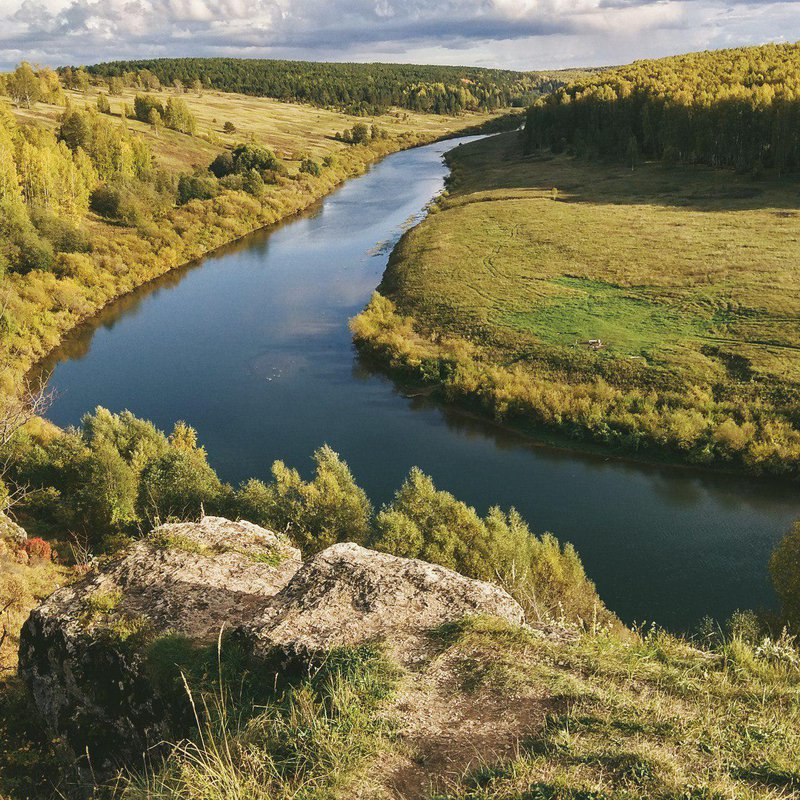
[24,537,52,562]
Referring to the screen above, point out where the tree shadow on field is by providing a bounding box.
[448,131,800,213]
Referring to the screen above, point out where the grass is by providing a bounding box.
[4,585,800,798]
[117,643,402,800]
[352,131,800,474]
[387,132,800,383]
[103,618,800,799]
[426,617,800,800]
[12,85,499,176]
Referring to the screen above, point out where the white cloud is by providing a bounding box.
[0,0,797,70]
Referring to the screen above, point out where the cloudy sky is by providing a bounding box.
[0,0,797,72]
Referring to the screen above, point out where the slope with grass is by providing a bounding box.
[351,131,800,476]
[1,410,800,798]
[13,83,495,172]
[0,77,512,395]
[54,615,800,800]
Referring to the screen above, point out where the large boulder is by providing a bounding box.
[20,520,525,775]
[19,516,301,773]
[245,542,525,664]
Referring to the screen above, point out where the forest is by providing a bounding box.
[84,57,580,115]
[524,42,800,174]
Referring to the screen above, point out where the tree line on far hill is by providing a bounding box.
[84,57,582,115]
[524,43,800,174]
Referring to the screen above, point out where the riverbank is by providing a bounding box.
[31,132,800,629]
[1,95,519,396]
[350,132,800,480]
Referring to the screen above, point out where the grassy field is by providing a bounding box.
[13,85,491,175]
[353,131,800,475]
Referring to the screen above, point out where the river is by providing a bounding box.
[38,136,800,630]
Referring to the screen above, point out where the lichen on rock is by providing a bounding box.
[0,512,28,548]
[242,541,525,665]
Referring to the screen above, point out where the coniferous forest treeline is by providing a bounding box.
[85,58,579,115]
[524,43,800,174]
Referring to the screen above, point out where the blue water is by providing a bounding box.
[38,137,800,630]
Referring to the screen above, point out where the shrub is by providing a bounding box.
[231,144,280,174]
[300,158,321,176]
[771,521,800,631]
[368,468,607,625]
[177,174,217,205]
[163,97,197,135]
[23,537,51,562]
[233,446,372,555]
[138,448,224,523]
[133,94,164,124]
[30,210,91,253]
[0,204,56,273]
[209,151,234,178]
[241,169,264,197]
[89,184,123,218]
[12,228,54,273]
[350,123,371,144]
[90,179,167,226]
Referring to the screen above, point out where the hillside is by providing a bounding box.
[0,408,798,799]
[4,512,800,799]
[13,82,493,174]
[351,44,800,478]
[525,42,800,173]
[85,58,587,115]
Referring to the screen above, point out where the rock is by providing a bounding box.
[19,516,301,773]
[20,520,525,776]
[245,542,525,664]
[0,512,27,547]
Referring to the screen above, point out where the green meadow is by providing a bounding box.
[353,131,800,473]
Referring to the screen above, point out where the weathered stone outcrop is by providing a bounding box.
[246,542,525,664]
[0,511,27,547]
[20,519,525,775]
[19,516,301,773]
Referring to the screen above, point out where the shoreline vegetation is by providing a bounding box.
[351,44,800,481]
[357,352,800,485]
[0,63,522,397]
[16,124,489,383]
